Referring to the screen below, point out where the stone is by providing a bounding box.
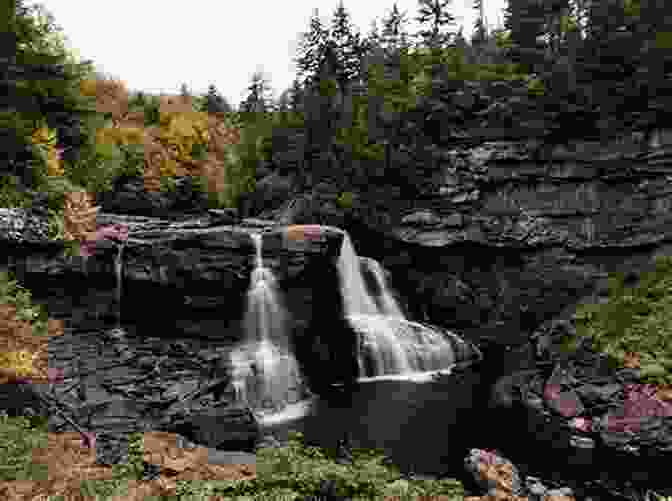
[169,406,261,453]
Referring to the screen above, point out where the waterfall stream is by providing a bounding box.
[336,231,457,378]
[229,232,307,419]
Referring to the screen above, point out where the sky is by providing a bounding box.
[27,0,508,108]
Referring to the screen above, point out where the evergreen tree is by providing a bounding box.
[328,1,364,90]
[362,18,383,55]
[276,88,292,113]
[472,0,488,46]
[414,0,457,51]
[239,70,274,116]
[380,3,412,56]
[179,82,191,98]
[1,0,98,190]
[295,8,332,87]
[503,0,550,74]
[202,83,231,114]
[288,77,305,113]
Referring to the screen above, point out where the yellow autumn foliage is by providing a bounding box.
[0,350,37,378]
[75,77,244,202]
[31,125,57,147]
[46,146,64,177]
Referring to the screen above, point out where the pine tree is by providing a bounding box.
[328,0,365,90]
[414,0,457,51]
[295,8,332,88]
[362,18,383,55]
[503,0,550,74]
[288,78,305,113]
[472,0,488,46]
[239,70,273,116]
[202,83,231,114]
[380,3,412,56]
[1,0,97,190]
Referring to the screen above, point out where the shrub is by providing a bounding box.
[568,255,672,386]
[0,412,49,482]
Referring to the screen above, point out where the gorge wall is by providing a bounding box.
[265,129,672,369]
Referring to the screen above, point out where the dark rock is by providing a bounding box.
[170,405,261,453]
[98,175,211,218]
[207,208,240,225]
[243,171,296,218]
[0,383,51,420]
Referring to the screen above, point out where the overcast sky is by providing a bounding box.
[28,0,507,108]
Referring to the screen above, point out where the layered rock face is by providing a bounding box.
[0,211,356,391]
[272,131,672,355]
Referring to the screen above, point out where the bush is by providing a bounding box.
[0,412,49,482]
[568,255,672,386]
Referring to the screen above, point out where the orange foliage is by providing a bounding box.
[0,431,256,501]
[80,76,242,200]
[62,190,100,242]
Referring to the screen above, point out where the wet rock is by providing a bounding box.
[169,406,261,453]
[0,212,344,341]
[488,331,672,498]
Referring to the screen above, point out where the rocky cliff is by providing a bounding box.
[0,211,357,391]
[269,129,672,359]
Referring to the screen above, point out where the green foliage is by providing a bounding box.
[0,414,466,500]
[570,256,672,386]
[334,93,385,162]
[0,412,49,482]
[0,270,52,337]
[336,190,354,209]
[62,124,127,195]
[526,75,546,96]
[164,431,465,500]
[143,95,162,127]
[0,175,33,209]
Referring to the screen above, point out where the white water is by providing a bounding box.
[230,233,308,418]
[107,242,127,340]
[337,231,458,378]
[361,257,405,318]
[337,233,380,316]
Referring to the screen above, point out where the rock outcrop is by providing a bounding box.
[0,210,357,393]
[272,131,672,354]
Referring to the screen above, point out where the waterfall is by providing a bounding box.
[361,257,405,318]
[337,233,381,317]
[107,242,127,341]
[230,232,307,417]
[336,230,457,378]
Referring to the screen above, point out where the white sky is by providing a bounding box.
[28,0,507,108]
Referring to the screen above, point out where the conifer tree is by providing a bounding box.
[1,0,97,190]
[328,0,364,89]
[295,8,332,88]
[380,3,412,55]
[472,0,488,46]
[414,0,457,51]
[362,19,383,54]
[202,83,231,114]
[289,78,305,113]
[239,70,273,115]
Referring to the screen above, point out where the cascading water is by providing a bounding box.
[229,232,307,420]
[361,257,405,318]
[337,231,458,378]
[107,242,127,341]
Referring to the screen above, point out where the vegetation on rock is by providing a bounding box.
[566,255,672,387]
